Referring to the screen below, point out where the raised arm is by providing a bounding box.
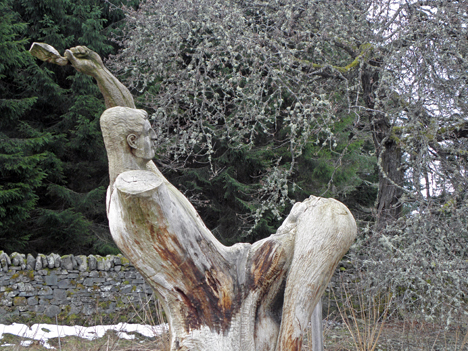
[65,46,135,109]
[30,43,135,109]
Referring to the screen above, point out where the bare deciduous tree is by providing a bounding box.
[109,0,468,322]
[109,0,467,230]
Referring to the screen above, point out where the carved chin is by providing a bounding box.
[132,150,155,161]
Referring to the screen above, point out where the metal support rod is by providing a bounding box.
[310,299,323,351]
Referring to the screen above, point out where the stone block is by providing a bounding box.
[88,255,97,270]
[100,291,113,299]
[11,253,25,267]
[53,289,67,300]
[17,275,30,283]
[69,304,82,315]
[45,305,61,318]
[0,307,7,322]
[113,256,122,266]
[120,255,130,267]
[71,255,78,269]
[47,254,55,269]
[58,280,73,289]
[33,305,45,313]
[0,299,12,307]
[51,298,67,305]
[13,296,27,306]
[77,255,87,272]
[27,254,35,270]
[41,254,47,268]
[107,272,117,279]
[27,296,39,306]
[45,273,58,286]
[39,298,51,305]
[18,282,34,292]
[61,255,74,271]
[105,256,115,270]
[96,256,104,271]
[38,286,53,296]
[53,254,61,268]
[0,252,11,265]
[35,255,43,270]
[83,278,94,286]
[101,285,112,292]
[120,285,133,294]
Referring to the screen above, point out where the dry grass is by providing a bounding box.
[333,284,392,351]
[0,329,169,351]
[0,294,170,351]
[303,280,468,351]
[3,291,468,351]
[322,318,468,351]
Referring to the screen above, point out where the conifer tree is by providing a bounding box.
[0,0,135,254]
[0,0,50,249]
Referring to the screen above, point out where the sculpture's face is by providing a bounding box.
[128,119,157,161]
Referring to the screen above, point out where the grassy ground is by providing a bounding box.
[0,328,170,351]
[320,319,468,351]
[1,320,467,350]
[1,292,467,351]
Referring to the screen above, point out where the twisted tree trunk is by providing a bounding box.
[30,43,357,350]
[109,170,356,350]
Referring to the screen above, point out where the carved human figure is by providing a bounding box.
[31,44,357,351]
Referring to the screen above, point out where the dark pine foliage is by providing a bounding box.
[0,0,138,255]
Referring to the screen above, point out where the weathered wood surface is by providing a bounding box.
[30,43,357,350]
[109,170,356,350]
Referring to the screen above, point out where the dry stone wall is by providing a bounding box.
[0,251,155,324]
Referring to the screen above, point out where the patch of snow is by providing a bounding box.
[0,322,168,349]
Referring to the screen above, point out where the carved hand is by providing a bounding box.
[64,46,106,78]
[64,46,135,108]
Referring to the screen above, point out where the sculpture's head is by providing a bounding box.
[100,106,157,163]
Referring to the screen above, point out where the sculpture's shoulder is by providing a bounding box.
[114,170,164,196]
